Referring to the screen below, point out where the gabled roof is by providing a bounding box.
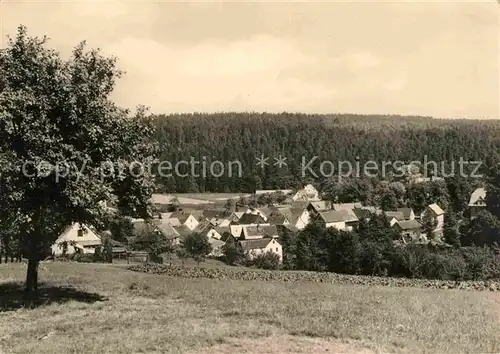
[308,201,331,212]
[242,225,278,238]
[220,232,236,242]
[276,207,307,225]
[395,219,422,230]
[240,238,276,251]
[216,226,231,236]
[173,225,192,239]
[237,213,266,225]
[281,224,299,233]
[468,188,486,206]
[332,203,363,211]
[353,208,372,219]
[397,208,414,219]
[242,226,264,238]
[427,203,444,216]
[320,209,358,223]
[385,211,405,221]
[156,222,180,240]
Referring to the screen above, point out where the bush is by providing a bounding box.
[71,253,95,263]
[250,251,280,270]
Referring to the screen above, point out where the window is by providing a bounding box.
[276,248,278,252]
[77,229,83,237]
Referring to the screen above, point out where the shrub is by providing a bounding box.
[251,251,280,270]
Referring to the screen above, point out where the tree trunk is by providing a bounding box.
[25,258,39,295]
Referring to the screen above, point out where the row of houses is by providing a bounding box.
[51,185,487,262]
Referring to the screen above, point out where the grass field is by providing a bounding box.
[1,262,499,354]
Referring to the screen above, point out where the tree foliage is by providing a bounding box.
[181,233,212,264]
[0,26,156,293]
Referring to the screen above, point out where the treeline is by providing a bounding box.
[151,113,500,193]
[278,214,500,281]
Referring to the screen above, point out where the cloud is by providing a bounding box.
[2,0,498,118]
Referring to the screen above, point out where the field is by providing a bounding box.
[1,262,499,354]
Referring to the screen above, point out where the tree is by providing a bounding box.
[0,26,156,294]
[486,166,500,218]
[421,210,438,240]
[251,251,280,270]
[108,215,134,243]
[222,237,246,265]
[181,233,212,264]
[443,212,461,247]
[102,237,113,263]
[379,188,398,211]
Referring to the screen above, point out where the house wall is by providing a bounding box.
[51,223,101,256]
[295,210,310,230]
[246,239,283,262]
[435,214,445,232]
[184,215,199,231]
[207,229,222,240]
[325,221,346,230]
[408,211,415,220]
[230,225,243,237]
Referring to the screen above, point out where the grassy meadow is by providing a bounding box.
[0,262,499,353]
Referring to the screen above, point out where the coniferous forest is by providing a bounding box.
[152,113,500,193]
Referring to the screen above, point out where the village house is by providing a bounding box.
[229,213,269,238]
[397,208,415,220]
[276,204,310,230]
[51,223,102,256]
[393,219,422,241]
[156,222,181,246]
[239,238,283,262]
[468,188,486,219]
[160,211,199,231]
[331,202,363,211]
[353,208,373,221]
[292,184,320,202]
[241,225,279,240]
[421,203,445,234]
[317,210,359,231]
[307,201,332,216]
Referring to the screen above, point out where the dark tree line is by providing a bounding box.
[151,113,500,193]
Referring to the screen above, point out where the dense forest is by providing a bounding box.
[152,113,500,193]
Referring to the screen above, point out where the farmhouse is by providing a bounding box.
[51,223,102,256]
[240,238,283,262]
[468,188,486,219]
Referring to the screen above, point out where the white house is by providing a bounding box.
[318,210,358,231]
[240,238,283,262]
[468,188,486,219]
[276,206,310,230]
[51,223,102,256]
[292,184,320,202]
[160,211,199,231]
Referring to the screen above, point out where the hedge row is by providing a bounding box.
[128,263,500,292]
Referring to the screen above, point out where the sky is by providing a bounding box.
[1,0,499,119]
